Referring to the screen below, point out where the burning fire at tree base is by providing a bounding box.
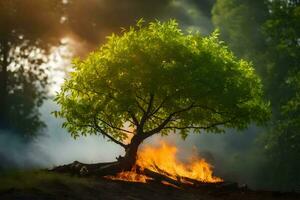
[106,142,223,185]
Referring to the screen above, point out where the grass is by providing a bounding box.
[0,169,298,200]
[0,170,92,192]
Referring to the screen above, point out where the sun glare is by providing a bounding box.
[47,37,74,95]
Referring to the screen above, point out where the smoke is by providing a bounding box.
[190,128,268,189]
[0,100,123,170]
[161,0,214,34]
[61,0,215,54]
[0,131,44,169]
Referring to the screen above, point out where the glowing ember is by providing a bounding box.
[106,166,152,183]
[106,142,223,184]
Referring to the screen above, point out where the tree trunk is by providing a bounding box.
[51,133,147,176]
[0,40,9,129]
[119,134,144,170]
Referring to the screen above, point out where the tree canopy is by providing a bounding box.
[54,20,269,149]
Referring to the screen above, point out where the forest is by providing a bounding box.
[0,0,299,199]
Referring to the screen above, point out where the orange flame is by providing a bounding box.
[106,166,152,183]
[106,141,223,184]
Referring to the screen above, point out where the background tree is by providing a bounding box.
[54,20,269,171]
[212,0,300,190]
[262,0,300,189]
[0,0,64,138]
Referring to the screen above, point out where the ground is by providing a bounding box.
[0,170,299,200]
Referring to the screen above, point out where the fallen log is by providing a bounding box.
[50,161,239,192]
[148,163,225,187]
[50,161,120,176]
[142,164,241,191]
[143,168,183,188]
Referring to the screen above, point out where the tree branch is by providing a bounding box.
[96,117,134,134]
[148,90,181,118]
[93,117,127,149]
[128,110,139,127]
[149,95,169,117]
[163,120,232,130]
[144,103,196,138]
[135,94,147,114]
[139,93,154,130]
[193,104,229,115]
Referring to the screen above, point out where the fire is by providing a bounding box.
[106,141,223,184]
[106,166,152,183]
[137,142,223,183]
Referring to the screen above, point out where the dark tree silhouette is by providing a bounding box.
[0,0,64,137]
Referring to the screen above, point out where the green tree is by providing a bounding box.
[0,0,64,137]
[262,0,300,189]
[54,20,269,171]
[264,72,300,189]
[212,0,300,189]
[263,0,300,113]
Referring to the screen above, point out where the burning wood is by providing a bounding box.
[106,142,223,185]
[105,166,152,183]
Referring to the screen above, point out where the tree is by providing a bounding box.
[212,0,300,189]
[262,0,300,189]
[54,20,269,172]
[263,0,300,113]
[0,0,64,137]
[265,72,300,189]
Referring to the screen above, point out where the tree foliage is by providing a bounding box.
[263,0,300,110]
[54,20,269,149]
[263,0,300,189]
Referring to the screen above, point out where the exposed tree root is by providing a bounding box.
[50,161,122,176]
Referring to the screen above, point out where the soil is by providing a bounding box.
[0,172,299,200]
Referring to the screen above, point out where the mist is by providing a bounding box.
[61,0,215,54]
[0,100,123,170]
